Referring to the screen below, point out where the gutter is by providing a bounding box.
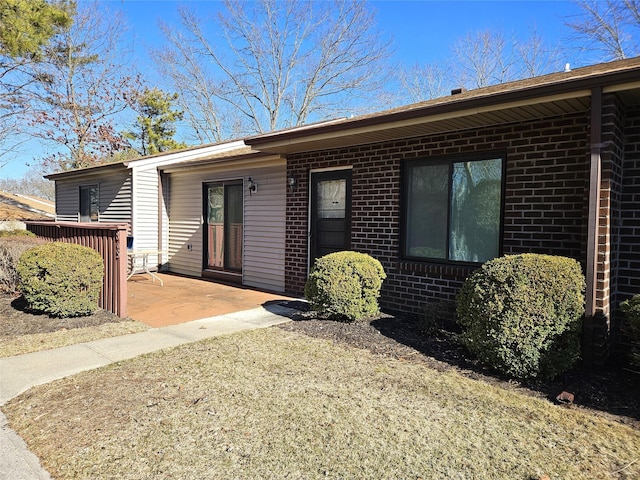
[246,65,640,149]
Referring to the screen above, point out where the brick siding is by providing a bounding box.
[596,94,626,363]
[614,103,640,362]
[286,111,592,317]
[618,104,640,300]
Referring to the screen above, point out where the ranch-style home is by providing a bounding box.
[48,57,640,364]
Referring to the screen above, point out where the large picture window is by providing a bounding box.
[79,185,99,222]
[403,155,503,263]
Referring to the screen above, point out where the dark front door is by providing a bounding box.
[310,170,352,262]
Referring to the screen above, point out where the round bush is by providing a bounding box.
[17,242,104,317]
[456,253,585,380]
[304,251,386,321]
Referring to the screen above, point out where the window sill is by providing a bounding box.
[397,260,477,278]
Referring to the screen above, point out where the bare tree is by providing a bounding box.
[453,30,515,89]
[153,30,227,144]
[155,0,391,141]
[395,62,451,103]
[0,163,55,200]
[0,0,72,171]
[0,56,31,170]
[451,28,561,89]
[26,1,141,171]
[567,0,640,61]
[514,27,563,79]
[393,27,562,105]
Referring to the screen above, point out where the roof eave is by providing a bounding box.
[44,162,128,181]
[246,65,640,150]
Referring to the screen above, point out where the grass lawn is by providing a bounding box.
[4,327,639,479]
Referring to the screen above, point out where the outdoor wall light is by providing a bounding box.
[288,176,297,191]
[247,177,258,195]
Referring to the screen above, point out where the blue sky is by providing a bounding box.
[2,0,585,180]
[114,0,582,81]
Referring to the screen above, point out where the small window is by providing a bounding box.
[79,185,99,222]
[403,155,503,263]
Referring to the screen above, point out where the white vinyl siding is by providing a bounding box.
[131,167,159,248]
[160,172,170,269]
[168,164,286,292]
[167,173,204,276]
[243,170,286,291]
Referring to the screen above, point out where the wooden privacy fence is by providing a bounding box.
[26,222,128,317]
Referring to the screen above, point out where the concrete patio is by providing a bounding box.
[126,272,296,327]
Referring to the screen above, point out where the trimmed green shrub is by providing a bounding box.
[0,235,47,294]
[620,295,640,368]
[17,242,104,317]
[457,253,585,380]
[304,251,386,321]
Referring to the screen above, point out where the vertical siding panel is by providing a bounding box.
[131,167,161,268]
[132,167,159,248]
[167,172,204,275]
[160,172,170,268]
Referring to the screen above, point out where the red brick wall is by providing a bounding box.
[286,111,592,317]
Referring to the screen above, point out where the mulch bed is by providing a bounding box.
[276,300,640,429]
[0,293,127,338]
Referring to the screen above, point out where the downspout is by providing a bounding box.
[584,87,603,366]
[586,87,602,318]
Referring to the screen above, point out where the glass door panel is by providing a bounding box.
[207,186,224,269]
[317,179,346,219]
[226,184,243,271]
[205,182,243,272]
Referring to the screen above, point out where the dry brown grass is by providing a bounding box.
[0,320,149,357]
[4,327,639,479]
[0,293,150,357]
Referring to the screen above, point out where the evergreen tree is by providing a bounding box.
[0,0,72,59]
[125,87,187,156]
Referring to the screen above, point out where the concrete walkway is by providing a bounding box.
[0,303,297,480]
